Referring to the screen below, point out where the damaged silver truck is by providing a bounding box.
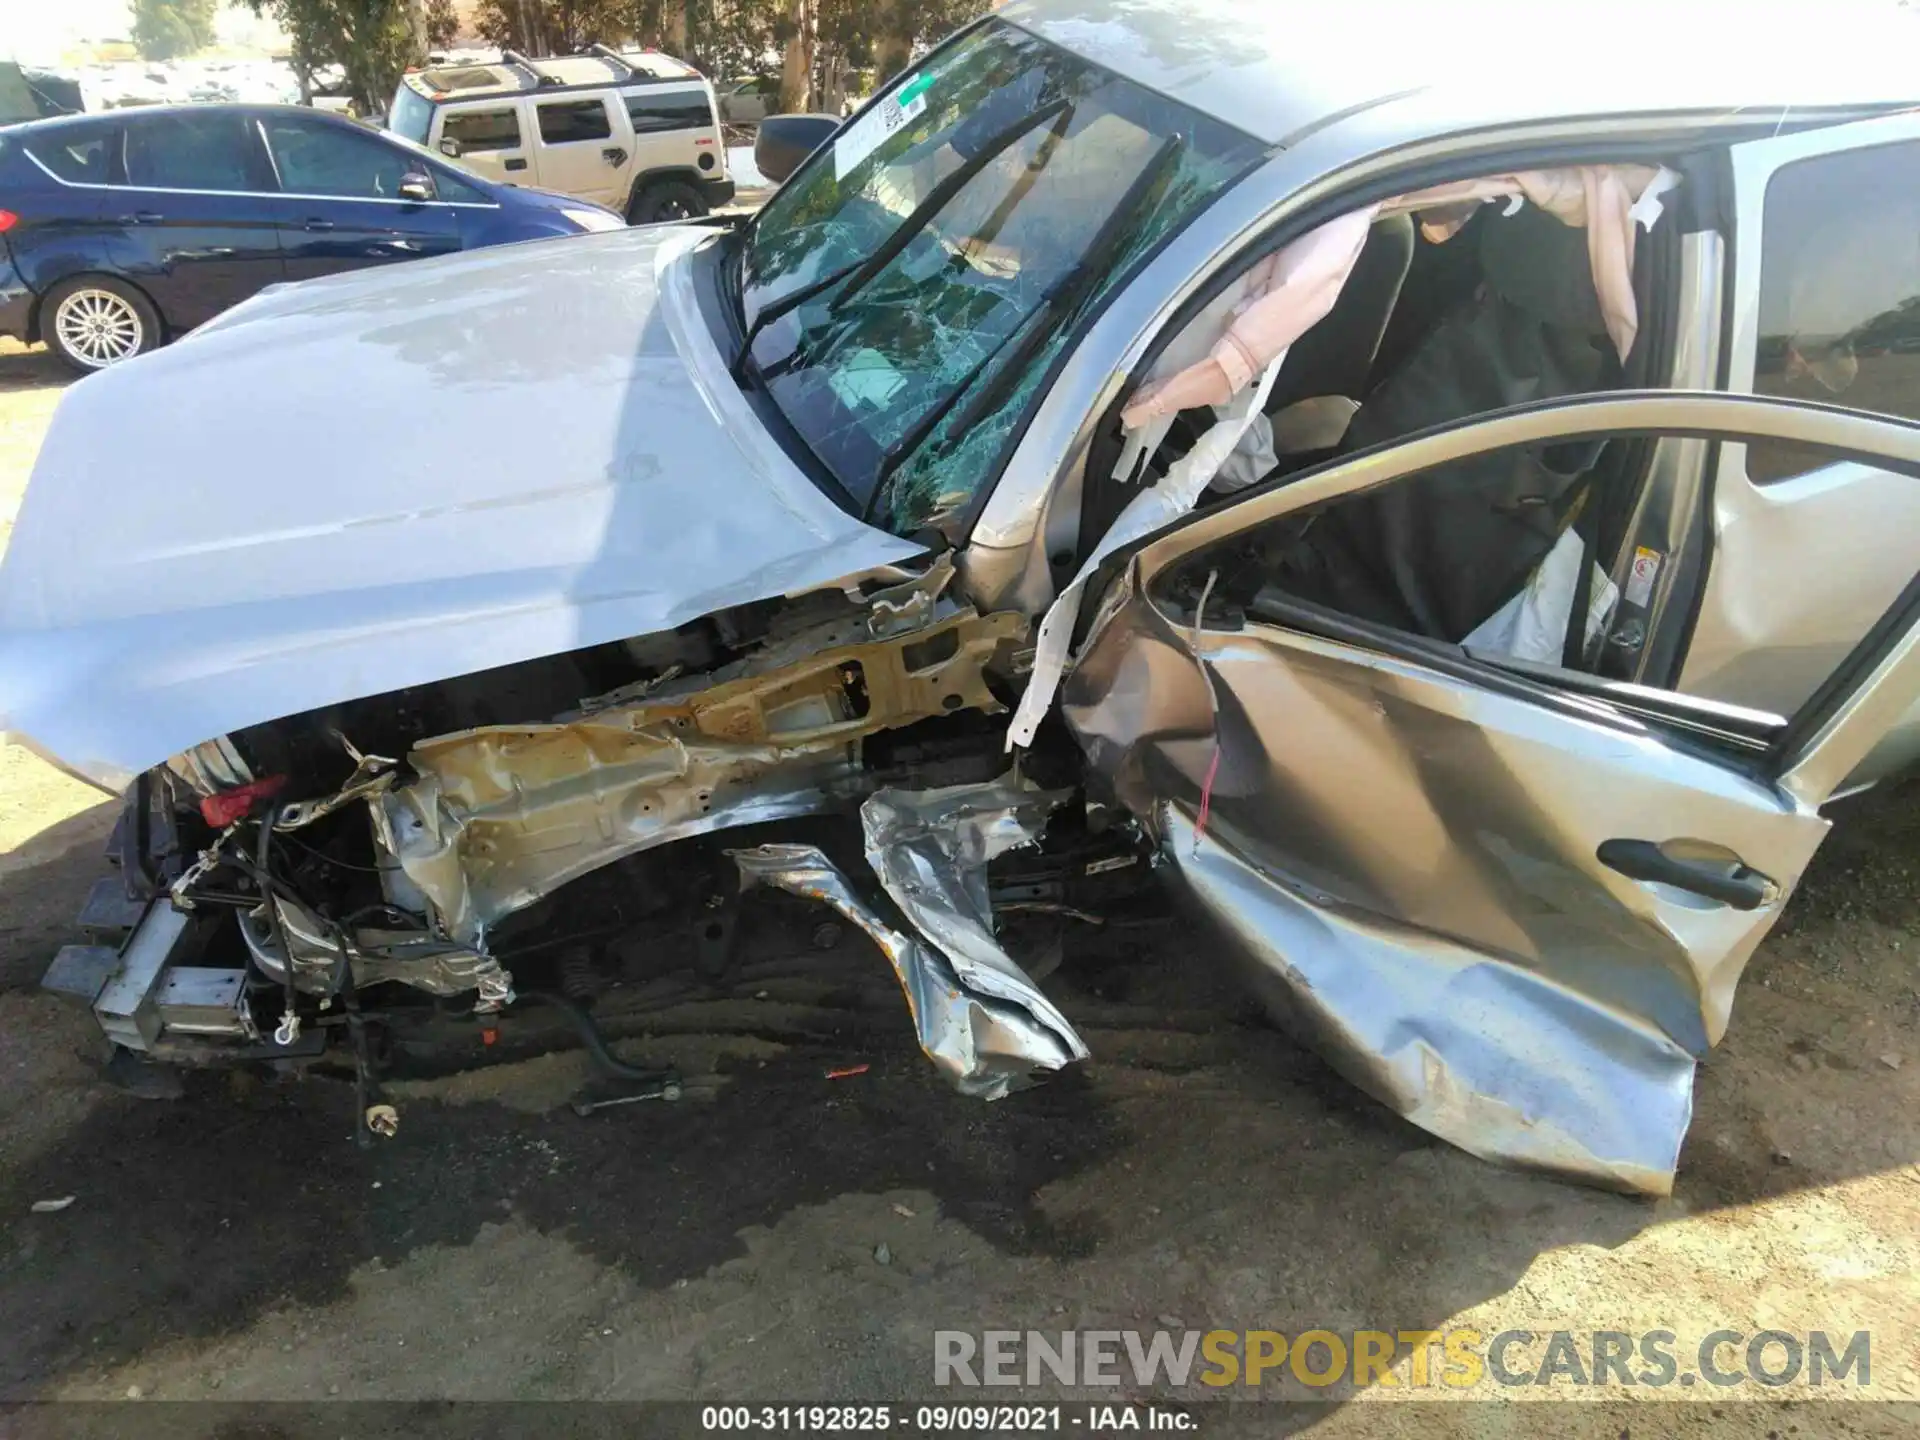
[8,0,1920,1195]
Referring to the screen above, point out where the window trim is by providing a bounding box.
[533,96,616,148]
[1105,389,1920,785]
[18,117,123,185]
[1720,115,1920,489]
[1740,138,1920,486]
[622,92,715,135]
[437,103,525,154]
[252,114,485,208]
[18,119,501,209]
[117,108,274,197]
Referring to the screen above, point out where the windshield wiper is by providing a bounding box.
[861,136,1183,522]
[730,96,1073,386]
[730,254,865,383]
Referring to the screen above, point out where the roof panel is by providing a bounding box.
[998,0,1920,146]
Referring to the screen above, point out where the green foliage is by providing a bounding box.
[132,0,219,60]
[258,0,992,111]
[426,0,459,49]
[473,0,636,54]
[247,0,421,110]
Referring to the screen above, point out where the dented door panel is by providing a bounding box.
[1064,392,1920,1193]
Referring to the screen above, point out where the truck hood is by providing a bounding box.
[0,226,921,791]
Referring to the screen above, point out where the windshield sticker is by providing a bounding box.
[828,348,910,410]
[834,78,930,180]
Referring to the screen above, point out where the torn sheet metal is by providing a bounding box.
[237,891,512,1002]
[730,774,1087,1099]
[378,604,1026,944]
[1155,803,1693,1196]
[1062,571,1825,1193]
[1007,354,1285,751]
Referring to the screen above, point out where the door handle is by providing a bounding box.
[504,157,528,172]
[601,147,628,166]
[303,217,335,232]
[1597,839,1775,911]
[118,210,163,225]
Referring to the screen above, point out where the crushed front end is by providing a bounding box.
[41,559,1130,1122]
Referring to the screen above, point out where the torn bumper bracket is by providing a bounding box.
[729,776,1089,1100]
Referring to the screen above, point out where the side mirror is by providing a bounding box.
[437,137,462,158]
[754,113,841,185]
[398,171,435,203]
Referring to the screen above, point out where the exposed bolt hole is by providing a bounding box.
[941,694,963,711]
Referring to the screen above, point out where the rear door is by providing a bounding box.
[622,83,720,178]
[3,117,121,295]
[1678,113,1920,781]
[117,109,285,330]
[436,101,530,187]
[1066,391,1920,1193]
[255,113,459,282]
[527,95,625,207]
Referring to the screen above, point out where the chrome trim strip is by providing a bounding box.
[19,146,502,209]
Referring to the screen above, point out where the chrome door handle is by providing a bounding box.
[304,218,335,232]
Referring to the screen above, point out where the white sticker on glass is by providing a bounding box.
[834,77,930,181]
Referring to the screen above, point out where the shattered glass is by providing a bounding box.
[739,19,1260,536]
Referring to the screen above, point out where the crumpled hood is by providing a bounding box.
[0,225,920,790]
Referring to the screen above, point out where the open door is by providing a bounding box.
[1063,391,1920,1194]
[1677,112,1920,787]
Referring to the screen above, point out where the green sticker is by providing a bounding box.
[896,72,934,107]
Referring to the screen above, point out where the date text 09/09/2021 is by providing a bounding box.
[701,1405,1193,1432]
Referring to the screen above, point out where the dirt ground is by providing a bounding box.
[0,335,1916,1436]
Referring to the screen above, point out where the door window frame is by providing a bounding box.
[1096,389,1920,793]
[256,113,449,207]
[532,96,616,148]
[437,102,526,156]
[116,108,278,196]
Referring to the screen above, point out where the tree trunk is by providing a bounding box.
[779,0,814,113]
[665,2,688,56]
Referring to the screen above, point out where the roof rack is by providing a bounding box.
[586,43,636,78]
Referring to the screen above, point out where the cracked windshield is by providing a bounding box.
[736,20,1261,536]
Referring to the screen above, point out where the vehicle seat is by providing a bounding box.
[1270,204,1619,641]
[1261,212,1415,441]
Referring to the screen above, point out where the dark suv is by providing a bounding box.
[0,104,625,371]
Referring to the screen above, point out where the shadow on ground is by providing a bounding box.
[0,778,1915,1408]
[0,345,70,395]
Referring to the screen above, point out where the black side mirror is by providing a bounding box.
[437,137,462,158]
[754,114,841,185]
[398,170,435,202]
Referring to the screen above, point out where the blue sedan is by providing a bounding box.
[0,103,626,371]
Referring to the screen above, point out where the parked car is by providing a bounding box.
[0,103,625,372]
[387,47,735,223]
[10,0,1920,1198]
[717,76,774,127]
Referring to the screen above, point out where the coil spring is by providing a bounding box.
[558,947,601,1002]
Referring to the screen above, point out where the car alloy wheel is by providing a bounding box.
[54,287,145,368]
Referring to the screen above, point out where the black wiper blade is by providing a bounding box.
[730,255,866,383]
[729,96,1073,388]
[865,136,1184,514]
[825,97,1073,321]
